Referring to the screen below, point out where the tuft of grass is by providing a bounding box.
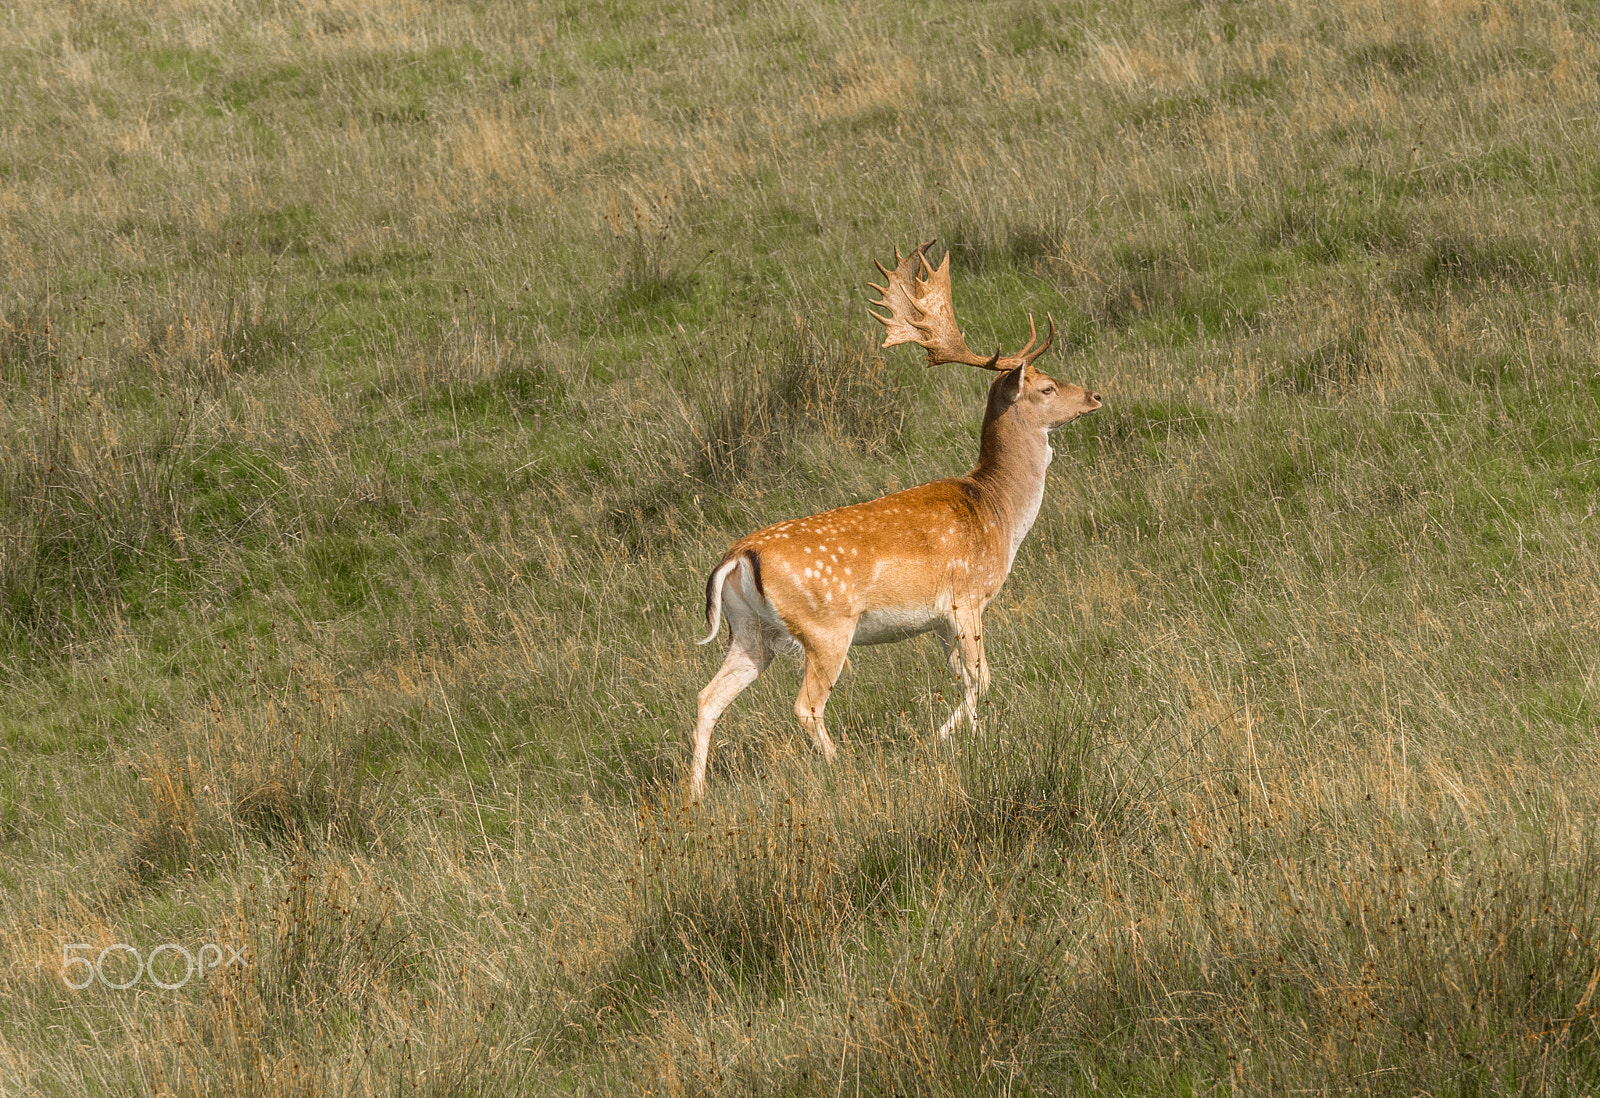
[684,320,906,483]
[123,750,204,886]
[607,317,908,552]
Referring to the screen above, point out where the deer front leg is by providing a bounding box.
[794,633,851,762]
[935,607,989,739]
[690,635,771,798]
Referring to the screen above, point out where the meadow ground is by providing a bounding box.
[2,0,1599,1093]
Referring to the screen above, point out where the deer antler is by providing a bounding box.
[869,241,1055,371]
[1010,313,1057,369]
[869,240,1002,370]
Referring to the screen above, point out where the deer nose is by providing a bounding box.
[1087,391,1102,407]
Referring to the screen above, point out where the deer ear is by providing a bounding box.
[996,362,1027,405]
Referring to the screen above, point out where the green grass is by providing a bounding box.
[3,0,1600,1093]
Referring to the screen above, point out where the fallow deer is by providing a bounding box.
[688,240,1101,797]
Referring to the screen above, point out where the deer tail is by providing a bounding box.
[698,555,744,645]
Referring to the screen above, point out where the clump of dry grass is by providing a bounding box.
[604,317,908,554]
[108,652,392,896]
[679,320,906,482]
[123,748,205,885]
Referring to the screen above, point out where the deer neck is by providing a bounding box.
[969,410,1053,567]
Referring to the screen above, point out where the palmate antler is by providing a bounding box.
[868,239,1055,371]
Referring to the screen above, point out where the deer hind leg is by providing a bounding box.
[935,608,989,739]
[794,632,852,762]
[690,625,772,799]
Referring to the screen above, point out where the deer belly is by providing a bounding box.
[852,606,942,646]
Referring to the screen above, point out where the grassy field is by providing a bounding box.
[3,0,1599,1092]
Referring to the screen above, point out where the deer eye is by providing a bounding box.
[1040,385,1056,395]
